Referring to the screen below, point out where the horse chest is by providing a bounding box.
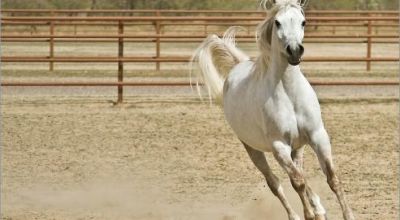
[262,96,302,145]
[263,98,307,148]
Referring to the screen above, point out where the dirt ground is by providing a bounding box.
[1,94,398,220]
[2,11,398,220]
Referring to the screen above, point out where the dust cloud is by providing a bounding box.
[4,178,333,220]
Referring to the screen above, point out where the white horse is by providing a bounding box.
[191,0,355,220]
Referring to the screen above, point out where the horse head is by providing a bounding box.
[259,0,307,65]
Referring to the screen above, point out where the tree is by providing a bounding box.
[1,0,397,10]
[91,0,97,9]
[2,0,51,9]
[357,0,381,10]
[51,0,90,9]
[125,0,135,9]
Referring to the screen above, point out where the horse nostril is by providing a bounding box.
[299,45,304,56]
[286,46,292,56]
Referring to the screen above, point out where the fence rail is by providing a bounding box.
[1,12,399,102]
[2,16,399,21]
[2,81,398,87]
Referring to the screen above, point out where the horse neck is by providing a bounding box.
[266,43,290,84]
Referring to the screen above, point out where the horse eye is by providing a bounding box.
[301,21,306,27]
[275,20,281,28]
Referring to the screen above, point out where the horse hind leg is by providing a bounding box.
[292,147,327,220]
[242,142,301,220]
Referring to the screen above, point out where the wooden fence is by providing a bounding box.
[1,10,399,102]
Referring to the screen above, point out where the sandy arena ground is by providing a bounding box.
[2,93,398,220]
[1,11,399,220]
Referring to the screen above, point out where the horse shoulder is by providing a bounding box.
[292,74,325,137]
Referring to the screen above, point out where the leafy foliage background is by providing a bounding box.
[1,0,397,10]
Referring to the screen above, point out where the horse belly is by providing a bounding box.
[223,61,273,151]
[224,107,271,152]
[223,88,272,152]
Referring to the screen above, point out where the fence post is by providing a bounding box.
[155,10,161,71]
[74,24,77,35]
[49,10,55,71]
[366,15,372,71]
[117,20,124,103]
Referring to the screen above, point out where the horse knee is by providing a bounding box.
[325,165,341,193]
[327,175,340,193]
[290,174,306,192]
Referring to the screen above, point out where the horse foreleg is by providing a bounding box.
[310,128,355,220]
[272,142,315,220]
[292,147,327,220]
[242,142,301,220]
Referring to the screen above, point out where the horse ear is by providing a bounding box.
[298,0,308,7]
[260,0,276,10]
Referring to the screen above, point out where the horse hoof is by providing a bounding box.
[289,215,301,220]
[305,214,315,220]
[315,214,328,220]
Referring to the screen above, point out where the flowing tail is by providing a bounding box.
[191,27,250,104]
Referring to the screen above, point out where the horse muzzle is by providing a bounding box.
[286,44,304,66]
